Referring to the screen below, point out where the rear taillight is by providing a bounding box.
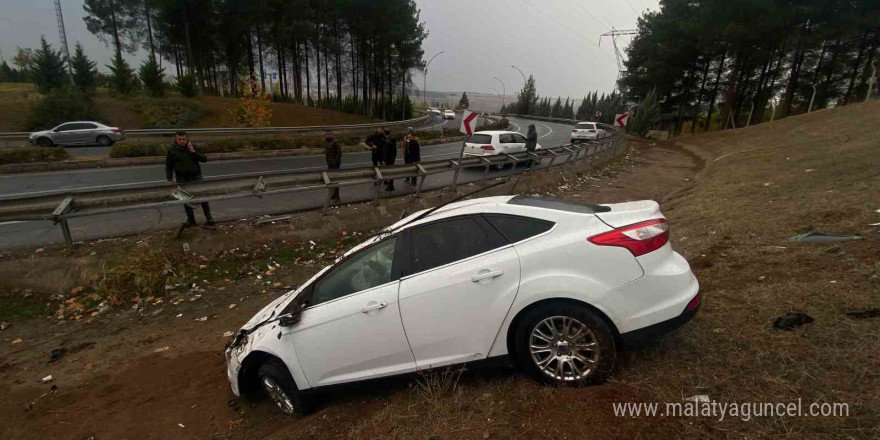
[480,145,495,150]
[587,218,669,256]
[685,293,700,312]
[572,129,578,133]
[110,128,120,134]
[587,129,596,133]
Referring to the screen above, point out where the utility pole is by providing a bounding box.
[423,51,444,107]
[867,62,877,102]
[511,65,526,86]
[493,76,505,112]
[599,28,638,91]
[54,0,73,78]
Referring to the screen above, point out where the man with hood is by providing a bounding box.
[403,127,421,185]
[365,127,386,168]
[525,124,538,169]
[165,131,215,229]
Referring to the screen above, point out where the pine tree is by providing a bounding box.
[70,42,98,93]
[550,97,563,118]
[630,88,660,137]
[138,55,165,97]
[107,50,136,95]
[458,92,469,109]
[0,62,17,83]
[32,36,67,94]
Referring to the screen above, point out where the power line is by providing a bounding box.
[622,0,640,15]
[517,0,618,65]
[569,0,612,31]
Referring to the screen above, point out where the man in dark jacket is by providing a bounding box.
[403,127,421,185]
[324,130,342,203]
[166,131,215,228]
[364,127,386,167]
[382,130,398,191]
[525,124,538,169]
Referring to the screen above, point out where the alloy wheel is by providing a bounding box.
[261,376,296,415]
[528,316,599,381]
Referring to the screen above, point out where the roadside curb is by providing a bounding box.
[0,136,467,175]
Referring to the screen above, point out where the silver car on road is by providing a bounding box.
[29,121,125,147]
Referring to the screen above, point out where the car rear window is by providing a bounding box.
[507,196,611,213]
[484,214,554,244]
[466,134,492,144]
[576,123,595,129]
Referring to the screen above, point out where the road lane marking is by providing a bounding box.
[536,123,553,139]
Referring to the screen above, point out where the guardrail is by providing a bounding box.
[0,114,431,143]
[0,133,626,248]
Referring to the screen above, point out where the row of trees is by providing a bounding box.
[79,0,427,120]
[620,0,880,133]
[499,75,628,123]
[0,36,176,99]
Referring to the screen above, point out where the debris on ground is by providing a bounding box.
[48,348,65,363]
[10,337,23,344]
[846,309,880,319]
[194,316,208,322]
[223,331,235,338]
[773,312,814,330]
[153,346,170,353]
[0,321,9,331]
[24,385,57,411]
[42,375,53,383]
[787,232,863,243]
[685,395,711,403]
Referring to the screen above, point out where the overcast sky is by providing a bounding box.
[0,0,657,99]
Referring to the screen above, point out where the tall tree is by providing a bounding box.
[83,0,141,59]
[70,42,98,93]
[32,36,67,94]
[139,55,166,97]
[107,51,137,94]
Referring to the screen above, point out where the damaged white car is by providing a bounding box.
[226,195,700,415]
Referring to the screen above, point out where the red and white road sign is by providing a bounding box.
[615,112,631,128]
[460,110,479,136]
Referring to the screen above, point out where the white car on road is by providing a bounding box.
[226,195,700,415]
[443,110,456,119]
[463,130,541,159]
[570,121,608,143]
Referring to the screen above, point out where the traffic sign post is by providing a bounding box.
[452,110,479,192]
[615,112,630,129]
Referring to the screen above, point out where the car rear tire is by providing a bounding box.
[514,302,616,386]
[97,135,113,146]
[257,358,312,416]
[36,137,53,147]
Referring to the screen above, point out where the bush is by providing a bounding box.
[108,143,167,158]
[176,74,199,98]
[251,138,295,150]
[132,98,209,129]
[0,147,68,165]
[26,89,105,131]
[202,139,246,153]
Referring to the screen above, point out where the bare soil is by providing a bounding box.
[1,101,878,439]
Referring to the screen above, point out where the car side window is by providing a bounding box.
[310,237,397,306]
[513,133,527,143]
[499,134,516,144]
[55,124,76,132]
[78,123,98,130]
[484,214,555,244]
[410,217,498,274]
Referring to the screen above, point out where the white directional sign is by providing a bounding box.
[615,112,631,128]
[460,110,479,136]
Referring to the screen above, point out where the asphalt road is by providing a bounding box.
[0,116,575,250]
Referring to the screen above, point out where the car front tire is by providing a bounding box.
[514,302,616,386]
[257,358,312,416]
[97,135,113,146]
[36,137,53,147]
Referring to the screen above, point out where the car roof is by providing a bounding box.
[471,130,521,136]
[576,121,598,125]
[58,121,107,126]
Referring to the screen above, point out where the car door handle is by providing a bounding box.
[361,301,388,313]
[471,269,504,282]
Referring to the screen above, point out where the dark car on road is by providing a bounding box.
[29,121,125,147]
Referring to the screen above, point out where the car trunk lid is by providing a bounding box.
[594,200,664,228]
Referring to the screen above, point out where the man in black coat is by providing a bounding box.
[403,127,421,185]
[382,130,398,191]
[166,131,215,228]
[364,126,386,167]
[324,130,342,203]
[525,124,538,169]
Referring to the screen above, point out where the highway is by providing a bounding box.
[0,116,574,250]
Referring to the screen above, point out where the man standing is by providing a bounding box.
[382,129,398,191]
[403,127,421,186]
[525,124,538,169]
[166,131,215,229]
[324,130,342,203]
[365,126,386,167]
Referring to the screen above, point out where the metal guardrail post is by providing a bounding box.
[373,168,383,203]
[415,164,428,197]
[450,138,468,193]
[52,196,75,248]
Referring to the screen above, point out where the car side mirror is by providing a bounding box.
[278,313,297,327]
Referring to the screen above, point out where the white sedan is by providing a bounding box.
[570,121,608,142]
[443,110,456,119]
[226,195,700,415]
[463,130,541,157]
